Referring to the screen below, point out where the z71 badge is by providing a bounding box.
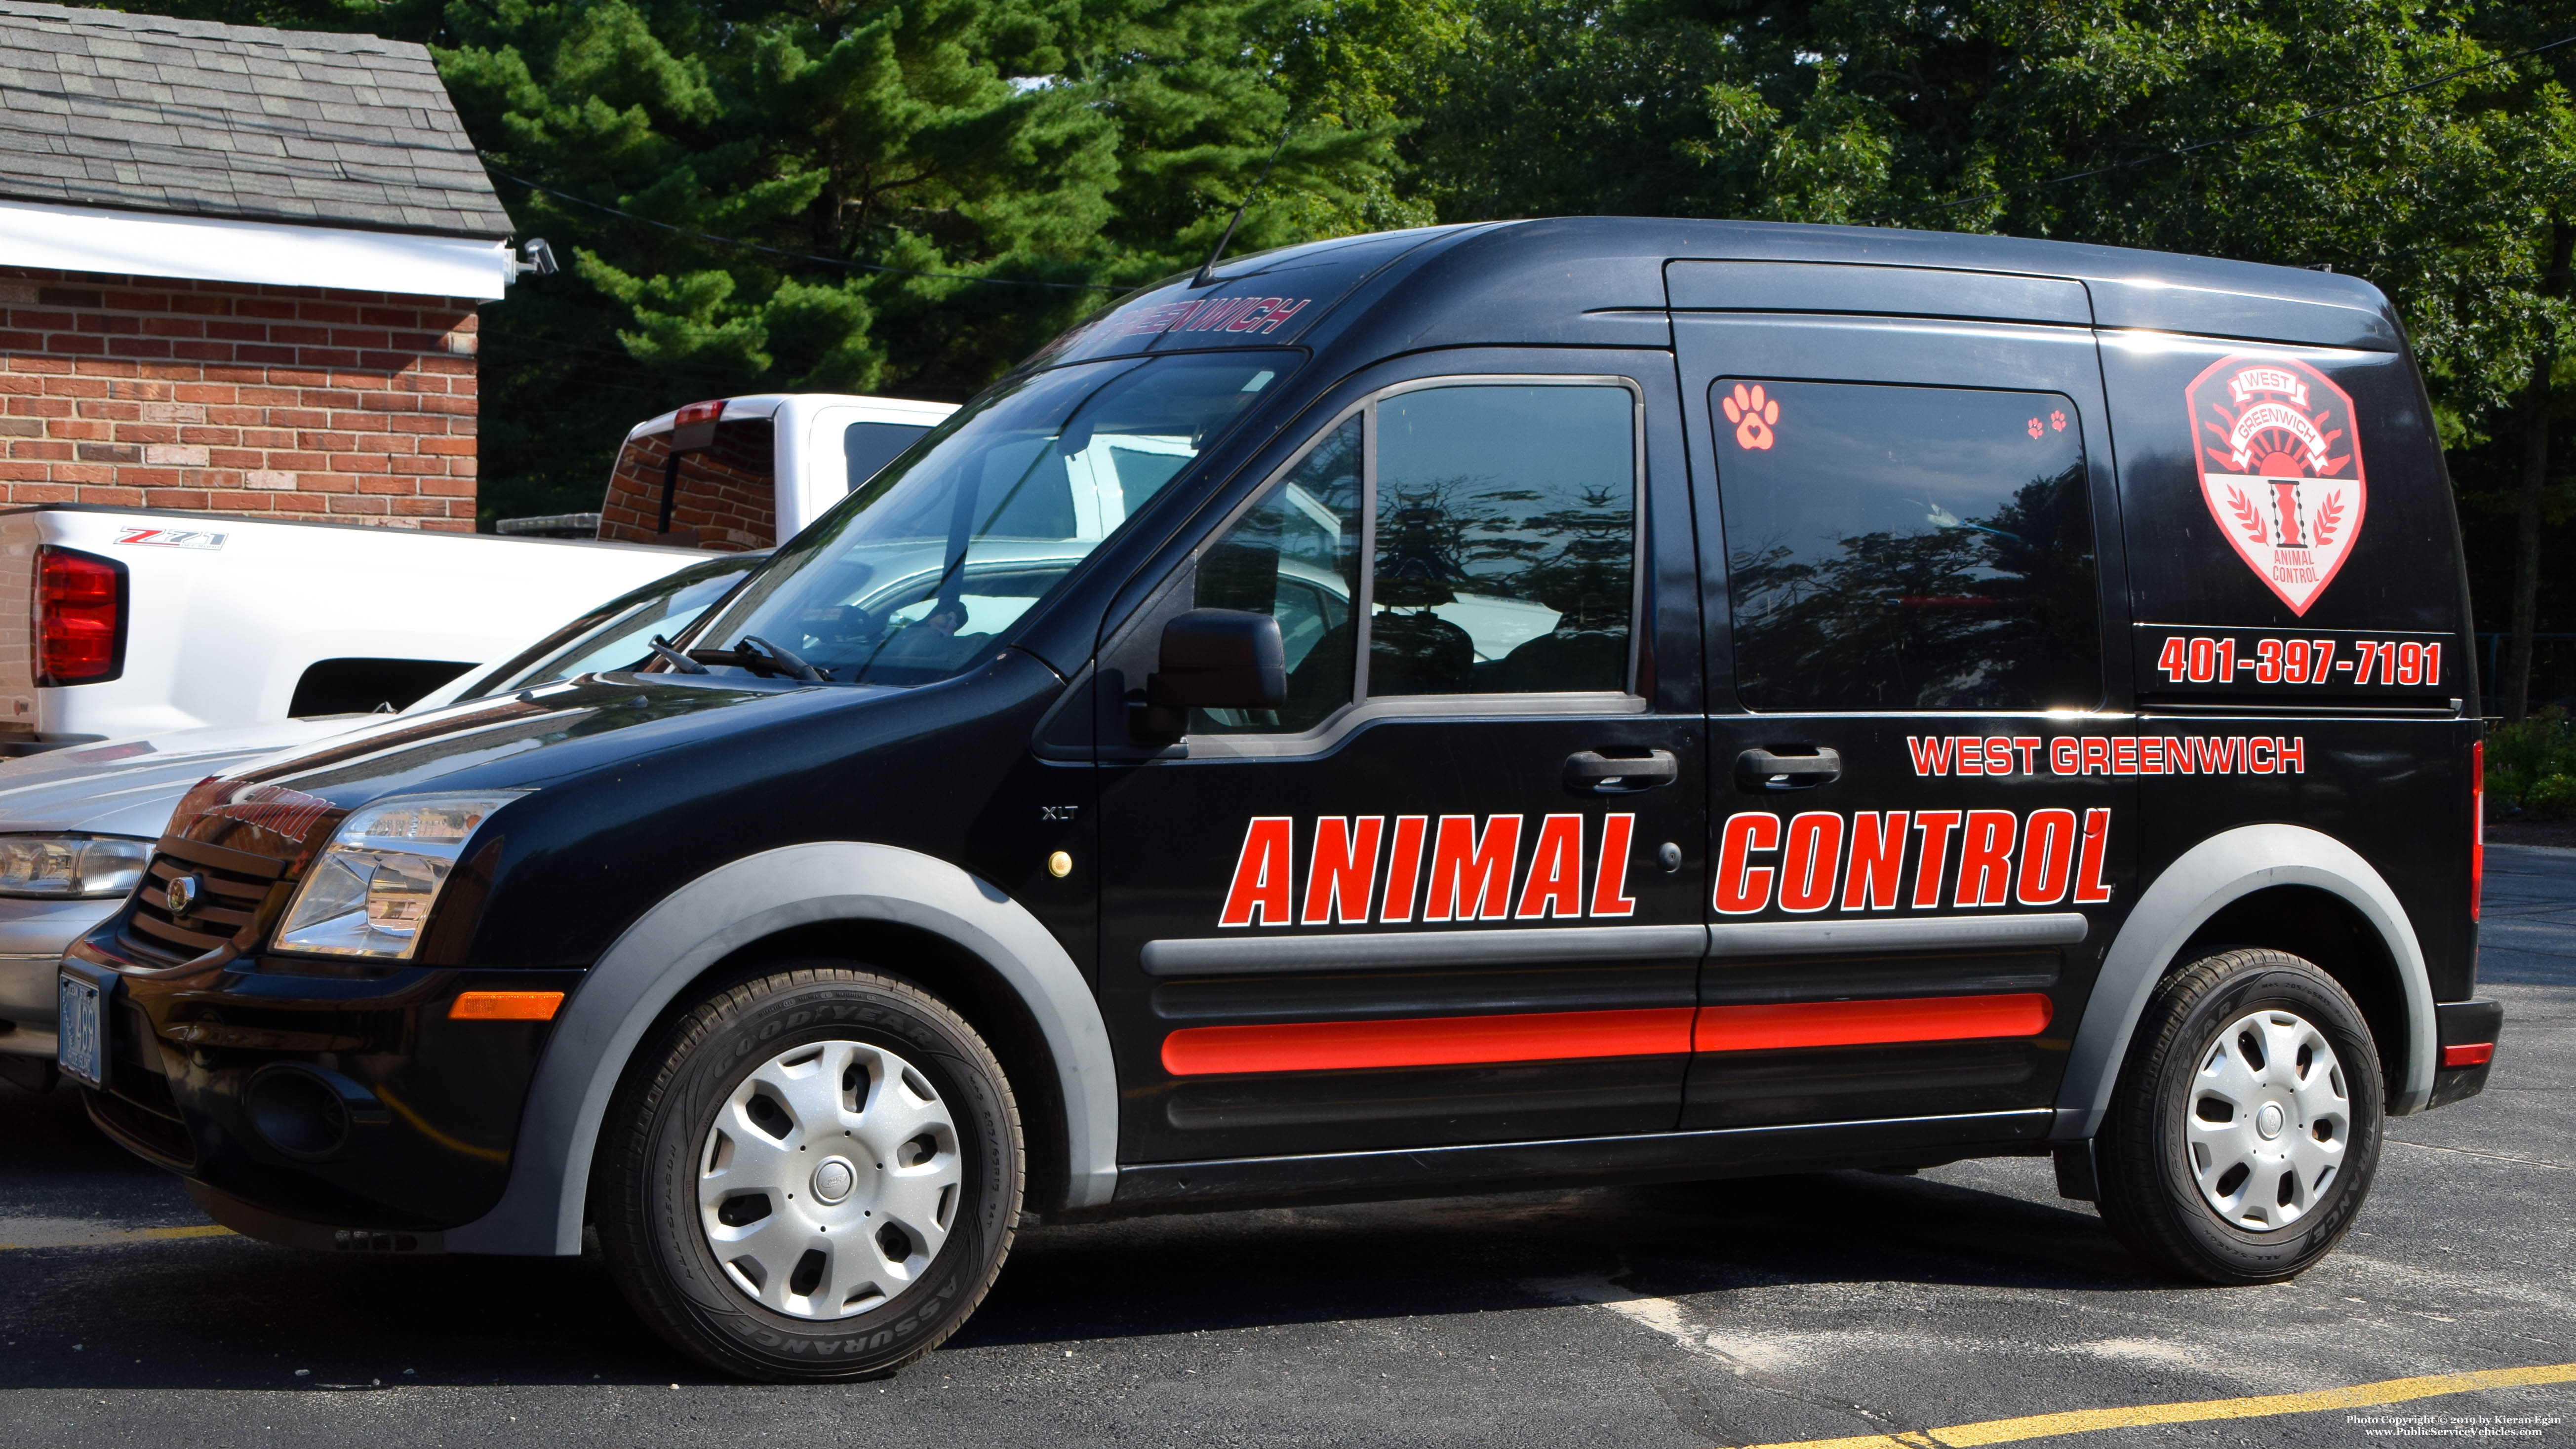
[2187,355,2365,616]
[113,525,226,550]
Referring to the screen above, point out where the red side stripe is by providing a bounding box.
[1157,993,2059,1076]
[1693,993,2054,1053]
[1160,1007,1696,1077]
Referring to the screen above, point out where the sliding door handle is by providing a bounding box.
[1565,748,1678,793]
[1736,746,1841,791]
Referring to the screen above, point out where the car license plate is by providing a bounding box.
[55,965,110,1090]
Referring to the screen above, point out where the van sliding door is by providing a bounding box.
[1669,270,2138,1140]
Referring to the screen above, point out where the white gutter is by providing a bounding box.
[0,197,515,301]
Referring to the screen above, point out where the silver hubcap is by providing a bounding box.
[2186,1008,2349,1231]
[698,1039,963,1320]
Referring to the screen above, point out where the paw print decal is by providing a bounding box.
[1723,384,1778,450]
[2027,417,2044,439]
[2050,410,2067,432]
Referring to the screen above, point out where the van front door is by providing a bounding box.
[1092,353,1707,1174]
[1671,288,2137,1140]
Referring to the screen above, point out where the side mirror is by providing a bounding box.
[1131,609,1285,740]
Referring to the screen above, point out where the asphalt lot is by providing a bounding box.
[3,850,2569,1449]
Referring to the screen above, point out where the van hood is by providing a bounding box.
[213,669,832,809]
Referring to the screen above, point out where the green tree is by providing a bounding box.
[440,0,1400,518]
[69,0,2576,674]
[1369,0,2576,710]
[83,0,1403,520]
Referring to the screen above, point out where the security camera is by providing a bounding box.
[515,237,559,278]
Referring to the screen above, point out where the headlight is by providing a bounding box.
[0,835,151,899]
[273,793,522,960]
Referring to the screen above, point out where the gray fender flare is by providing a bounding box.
[444,842,1120,1255]
[2053,822,2437,1139]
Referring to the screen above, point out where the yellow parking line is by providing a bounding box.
[1736,1362,2576,1449]
[0,1223,234,1250]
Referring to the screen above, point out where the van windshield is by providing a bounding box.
[683,352,1293,687]
[465,553,765,699]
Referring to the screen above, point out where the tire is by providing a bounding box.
[595,962,1023,1380]
[2095,947,2383,1284]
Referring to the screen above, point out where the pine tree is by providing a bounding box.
[427,0,1399,516]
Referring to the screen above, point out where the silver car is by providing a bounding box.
[0,549,764,1088]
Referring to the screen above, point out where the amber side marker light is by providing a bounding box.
[448,991,565,1021]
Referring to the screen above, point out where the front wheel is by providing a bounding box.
[2094,948,2383,1284]
[594,963,1023,1380]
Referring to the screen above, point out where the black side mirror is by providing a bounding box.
[1131,609,1285,740]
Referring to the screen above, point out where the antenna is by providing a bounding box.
[1192,123,1296,289]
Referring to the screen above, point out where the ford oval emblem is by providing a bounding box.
[166,873,203,921]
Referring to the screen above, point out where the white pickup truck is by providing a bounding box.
[0,511,709,753]
[594,392,956,549]
[0,393,957,754]
[0,509,716,756]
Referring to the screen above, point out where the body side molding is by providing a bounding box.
[1139,912,2086,978]
[2053,822,2436,1138]
[1141,923,1706,976]
[444,842,1121,1255]
[1707,913,2087,958]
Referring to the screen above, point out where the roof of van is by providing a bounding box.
[1038,217,2403,368]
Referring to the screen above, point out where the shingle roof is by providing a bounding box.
[0,1,511,240]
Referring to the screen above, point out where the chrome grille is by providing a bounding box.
[118,835,285,965]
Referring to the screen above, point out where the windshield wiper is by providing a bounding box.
[684,635,828,682]
[646,635,709,674]
[741,635,826,683]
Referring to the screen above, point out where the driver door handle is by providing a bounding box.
[1564,748,1678,793]
[1736,746,1842,791]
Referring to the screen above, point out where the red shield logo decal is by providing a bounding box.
[2187,355,2366,616]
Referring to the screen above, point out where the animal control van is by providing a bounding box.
[60,218,2498,1381]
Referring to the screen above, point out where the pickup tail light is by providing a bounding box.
[673,399,724,429]
[36,545,125,685]
[2471,740,2485,923]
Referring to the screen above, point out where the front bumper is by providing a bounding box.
[73,932,582,1234]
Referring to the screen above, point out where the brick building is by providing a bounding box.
[0,2,516,530]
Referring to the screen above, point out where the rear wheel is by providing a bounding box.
[595,963,1022,1380]
[2095,948,2382,1284]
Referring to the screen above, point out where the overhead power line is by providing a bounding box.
[478,154,1123,293]
[1866,28,2576,227]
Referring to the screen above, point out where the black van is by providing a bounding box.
[58,218,2503,1381]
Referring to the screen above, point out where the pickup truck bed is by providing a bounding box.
[0,506,704,749]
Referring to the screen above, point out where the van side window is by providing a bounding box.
[1192,416,1364,733]
[1714,380,2100,712]
[1372,384,1635,695]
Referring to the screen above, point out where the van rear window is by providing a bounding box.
[1713,380,2100,712]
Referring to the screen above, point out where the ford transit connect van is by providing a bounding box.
[59,218,2501,1381]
